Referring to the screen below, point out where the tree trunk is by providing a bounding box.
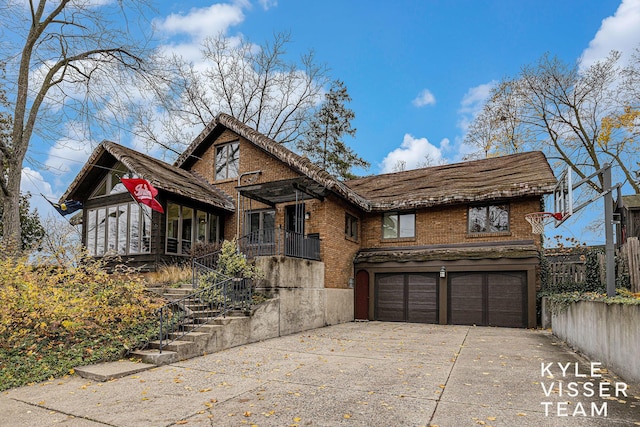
[2,165,22,250]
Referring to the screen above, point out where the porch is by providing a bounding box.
[238,227,321,261]
[236,176,327,262]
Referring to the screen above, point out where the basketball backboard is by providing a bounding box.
[553,167,573,227]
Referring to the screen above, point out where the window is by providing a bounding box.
[85,202,151,256]
[166,202,221,255]
[90,162,136,197]
[246,210,276,243]
[345,213,358,240]
[382,212,415,239]
[215,141,239,180]
[468,203,509,233]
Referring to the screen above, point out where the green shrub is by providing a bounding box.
[0,250,163,391]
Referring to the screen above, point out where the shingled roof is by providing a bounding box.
[344,152,557,211]
[175,113,556,212]
[61,141,235,211]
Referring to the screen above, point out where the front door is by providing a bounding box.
[355,270,369,320]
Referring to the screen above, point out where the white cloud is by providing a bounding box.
[21,167,57,216]
[580,0,640,69]
[459,82,495,114]
[412,89,436,107]
[457,81,496,134]
[155,3,246,43]
[257,0,278,10]
[21,168,54,198]
[380,134,447,173]
[45,130,95,176]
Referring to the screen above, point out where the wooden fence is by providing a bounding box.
[547,238,639,292]
[547,261,586,287]
[620,237,640,293]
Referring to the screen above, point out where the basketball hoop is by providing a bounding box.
[525,212,563,234]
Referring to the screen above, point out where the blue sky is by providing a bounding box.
[20,0,640,246]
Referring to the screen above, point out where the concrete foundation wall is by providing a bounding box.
[248,256,354,341]
[548,299,640,383]
[325,288,355,325]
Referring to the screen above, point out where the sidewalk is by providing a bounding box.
[1,322,638,426]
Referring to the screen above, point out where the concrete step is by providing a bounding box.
[181,324,223,333]
[188,316,222,325]
[130,349,180,366]
[190,310,221,318]
[184,303,209,310]
[148,339,195,359]
[168,331,210,342]
[75,360,155,381]
[214,315,249,326]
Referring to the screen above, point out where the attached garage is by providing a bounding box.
[375,273,438,323]
[355,243,540,328]
[448,271,527,328]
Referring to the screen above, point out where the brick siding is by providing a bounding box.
[360,198,543,249]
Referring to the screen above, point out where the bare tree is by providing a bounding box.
[0,0,154,247]
[465,50,640,193]
[135,32,329,152]
[392,160,407,173]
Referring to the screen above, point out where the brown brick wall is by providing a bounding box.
[360,197,543,249]
[313,194,362,289]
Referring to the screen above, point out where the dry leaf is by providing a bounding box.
[343,414,352,419]
[293,417,302,422]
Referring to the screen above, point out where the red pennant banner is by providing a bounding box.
[120,178,165,213]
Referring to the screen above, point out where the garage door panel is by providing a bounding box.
[407,274,438,323]
[449,274,483,325]
[449,272,527,328]
[376,274,405,322]
[376,273,438,323]
[487,272,526,328]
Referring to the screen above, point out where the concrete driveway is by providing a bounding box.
[1,322,638,426]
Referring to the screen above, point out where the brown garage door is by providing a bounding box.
[375,273,438,323]
[448,272,526,328]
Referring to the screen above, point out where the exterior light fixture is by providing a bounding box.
[304,212,310,220]
[440,266,446,278]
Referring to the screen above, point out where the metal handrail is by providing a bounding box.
[157,267,252,353]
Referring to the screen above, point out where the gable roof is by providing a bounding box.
[61,141,235,211]
[344,152,557,211]
[175,113,372,210]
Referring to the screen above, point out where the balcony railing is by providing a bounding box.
[238,228,321,261]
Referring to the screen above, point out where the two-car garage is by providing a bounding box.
[361,268,531,328]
